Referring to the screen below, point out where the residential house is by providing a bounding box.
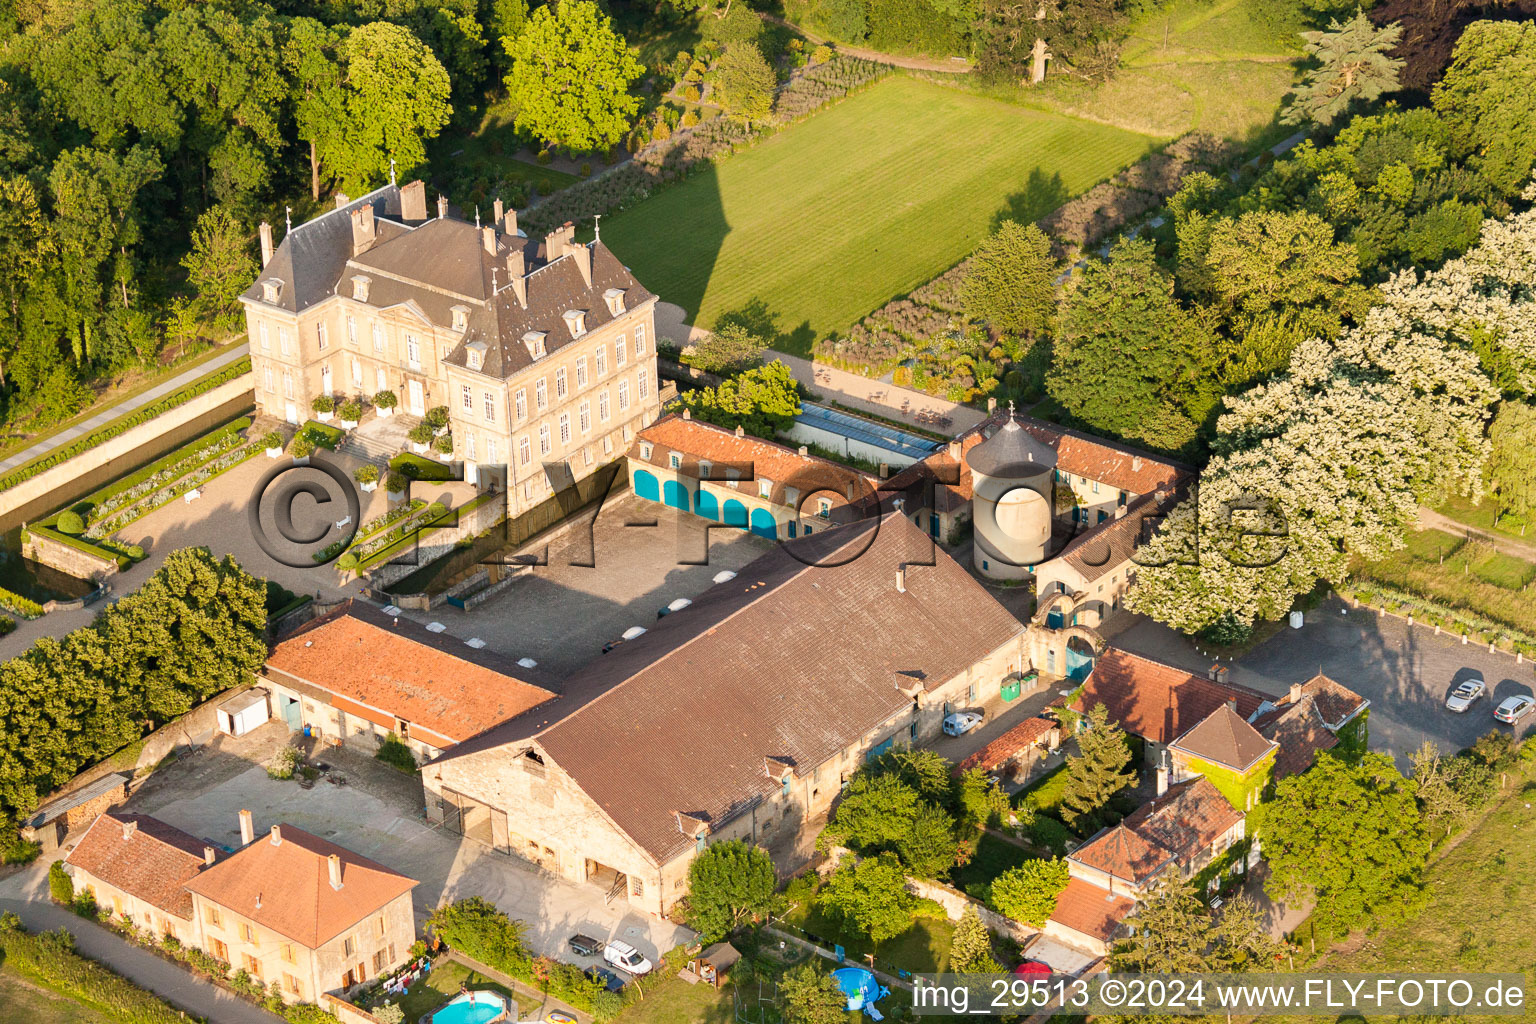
[241,183,660,512]
[422,512,1044,916]
[64,812,216,942]
[184,811,417,1004]
[260,601,561,764]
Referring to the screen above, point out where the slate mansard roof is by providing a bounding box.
[242,183,655,382]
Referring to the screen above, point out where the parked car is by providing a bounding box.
[1446,673,1486,713]
[603,939,654,976]
[1494,694,1536,724]
[585,966,628,993]
[943,711,984,737]
[567,934,604,958]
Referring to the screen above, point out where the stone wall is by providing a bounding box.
[906,875,1040,944]
[323,995,384,1024]
[23,529,120,582]
[366,491,509,589]
[0,372,254,522]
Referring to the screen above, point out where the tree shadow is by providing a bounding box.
[990,168,1070,232]
[712,298,816,358]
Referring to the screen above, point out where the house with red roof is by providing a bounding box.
[65,812,217,943]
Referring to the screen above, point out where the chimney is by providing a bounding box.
[506,249,527,308]
[122,819,137,841]
[1226,697,1238,713]
[1288,682,1303,704]
[987,397,997,413]
[735,425,745,438]
[350,205,376,255]
[400,180,427,221]
[682,408,691,420]
[503,207,518,237]
[238,809,254,846]
[1155,750,1169,797]
[482,226,497,255]
[1132,455,1143,472]
[269,825,282,846]
[334,192,351,209]
[203,846,216,866]
[798,446,808,456]
[258,222,274,267]
[328,853,343,890]
[879,462,889,479]
[948,440,961,460]
[571,242,592,287]
[544,228,567,261]
[493,198,504,228]
[437,194,449,219]
[896,565,907,593]
[256,893,263,909]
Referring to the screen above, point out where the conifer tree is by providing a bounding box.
[1058,703,1135,830]
[1283,12,1404,127]
[949,904,1004,973]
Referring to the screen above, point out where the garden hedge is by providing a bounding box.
[0,913,187,1023]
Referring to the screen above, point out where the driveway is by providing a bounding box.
[128,744,693,967]
[0,895,281,1023]
[1108,595,1536,770]
[411,493,774,676]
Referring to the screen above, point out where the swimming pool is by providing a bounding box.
[428,990,510,1024]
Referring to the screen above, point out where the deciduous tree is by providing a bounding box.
[779,962,848,1024]
[963,220,1058,339]
[505,0,643,153]
[817,853,919,945]
[685,840,778,939]
[712,42,775,122]
[333,22,452,191]
[987,857,1068,926]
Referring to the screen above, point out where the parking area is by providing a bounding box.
[1109,594,1536,769]
[127,735,692,966]
[405,493,776,677]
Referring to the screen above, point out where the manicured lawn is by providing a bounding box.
[602,74,1153,355]
[1012,763,1069,812]
[780,899,955,973]
[947,831,1034,898]
[390,452,455,481]
[1271,785,1536,1022]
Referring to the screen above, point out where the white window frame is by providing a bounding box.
[483,392,496,424]
[576,357,588,388]
[617,380,630,411]
[595,345,607,376]
[598,390,610,422]
[559,413,571,445]
[535,379,548,410]
[635,324,647,355]
[461,385,473,411]
[555,367,568,399]
[406,334,421,369]
[514,389,527,421]
[578,401,591,434]
[538,424,551,456]
[372,323,384,353]
[615,335,627,367]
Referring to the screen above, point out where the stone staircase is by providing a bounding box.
[335,413,418,464]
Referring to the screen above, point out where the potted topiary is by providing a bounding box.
[289,433,315,464]
[339,400,362,429]
[425,406,450,434]
[262,431,284,458]
[312,395,335,421]
[354,464,380,492]
[386,470,407,500]
[433,434,454,461]
[374,390,398,418]
[408,422,434,454]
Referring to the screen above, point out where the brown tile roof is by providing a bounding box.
[1169,704,1277,773]
[183,824,415,949]
[1069,649,1270,746]
[1289,674,1368,728]
[528,512,1027,863]
[1120,777,1243,870]
[65,813,211,920]
[1070,824,1173,885]
[956,717,1059,774]
[884,410,1190,509]
[265,602,559,747]
[1054,492,1177,583]
[1254,700,1339,779]
[632,413,877,512]
[1048,877,1135,942]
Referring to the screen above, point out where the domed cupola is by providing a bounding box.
[967,409,1056,580]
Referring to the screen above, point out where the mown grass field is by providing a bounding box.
[1356,528,1536,635]
[1273,784,1536,1024]
[0,966,118,1024]
[601,74,1153,354]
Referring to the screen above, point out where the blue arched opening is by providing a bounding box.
[695,488,719,520]
[663,479,689,510]
[723,499,748,529]
[1066,635,1095,681]
[633,469,659,502]
[750,508,777,539]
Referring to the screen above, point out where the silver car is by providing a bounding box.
[1494,694,1536,725]
[1446,674,1486,713]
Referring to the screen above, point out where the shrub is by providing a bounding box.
[0,915,187,1023]
[988,858,1069,926]
[1026,815,1073,855]
[267,746,300,781]
[336,552,359,572]
[812,44,834,64]
[376,733,418,773]
[408,422,435,444]
[261,431,283,450]
[374,389,398,410]
[1198,611,1254,647]
[580,162,592,177]
[354,464,380,485]
[434,435,454,454]
[56,510,85,535]
[386,471,407,493]
[72,890,97,918]
[288,434,315,458]
[680,110,699,128]
[537,149,552,165]
[339,399,363,421]
[374,1005,405,1024]
[49,860,73,903]
[425,406,450,430]
[311,395,334,414]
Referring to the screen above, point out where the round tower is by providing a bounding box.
[967,413,1056,580]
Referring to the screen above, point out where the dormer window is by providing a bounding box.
[604,288,626,316]
[563,310,586,338]
[669,452,682,469]
[640,442,653,459]
[523,331,546,359]
[450,306,468,332]
[351,276,370,302]
[466,340,487,371]
[261,279,283,303]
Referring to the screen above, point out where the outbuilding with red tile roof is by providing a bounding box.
[65,812,215,942]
